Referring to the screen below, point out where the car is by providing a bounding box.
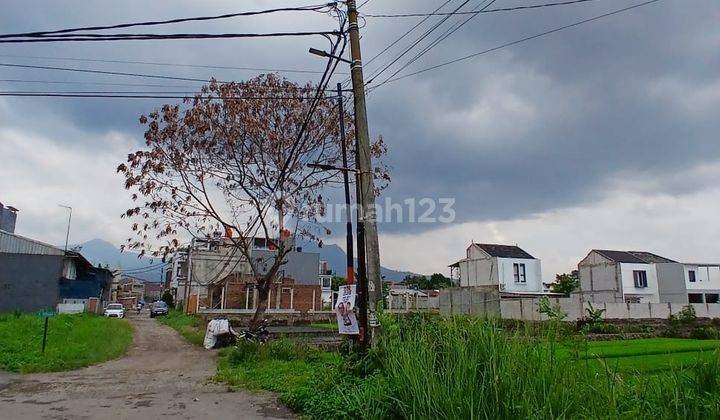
[149,301,169,318]
[104,303,125,318]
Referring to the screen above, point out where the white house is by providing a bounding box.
[577,250,676,304]
[449,243,544,294]
[680,264,720,303]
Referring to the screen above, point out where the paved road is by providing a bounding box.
[0,315,293,419]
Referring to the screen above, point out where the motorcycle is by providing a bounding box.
[237,319,270,344]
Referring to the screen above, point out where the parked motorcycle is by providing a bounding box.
[237,319,270,344]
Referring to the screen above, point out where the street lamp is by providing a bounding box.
[58,204,72,253]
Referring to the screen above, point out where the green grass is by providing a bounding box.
[155,309,205,346]
[215,317,720,419]
[0,313,133,373]
[567,338,720,373]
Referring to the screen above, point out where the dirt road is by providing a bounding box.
[0,315,293,419]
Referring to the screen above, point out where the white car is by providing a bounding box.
[104,303,125,318]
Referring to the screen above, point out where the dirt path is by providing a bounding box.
[0,315,293,419]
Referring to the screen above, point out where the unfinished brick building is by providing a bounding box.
[209,273,322,313]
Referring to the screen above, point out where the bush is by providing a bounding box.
[679,305,698,323]
[587,323,620,334]
[691,326,720,340]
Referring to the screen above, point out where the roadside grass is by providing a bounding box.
[0,313,133,373]
[155,309,205,346]
[216,315,720,419]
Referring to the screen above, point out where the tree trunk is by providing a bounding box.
[249,263,281,329]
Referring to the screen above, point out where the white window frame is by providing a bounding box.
[688,270,696,283]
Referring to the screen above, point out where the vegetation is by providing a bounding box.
[156,309,205,346]
[216,315,720,419]
[117,73,389,328]
[0,313,133,373]
[551,272,579,295]
[161,289,175,309]
[402,273,453,290]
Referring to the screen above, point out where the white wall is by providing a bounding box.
[459,258,496,287]
[619,263,659,303]
[497,258,543,293]
[685,265,720,291]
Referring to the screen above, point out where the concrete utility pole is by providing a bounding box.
[346,0,382,310]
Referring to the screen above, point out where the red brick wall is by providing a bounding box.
[220,275,321,312]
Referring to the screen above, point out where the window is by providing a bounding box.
[706,294,719,304]
[689,293,704,303]
[689,270,696,283]
[513,263,526,283]
[633,270,648,288]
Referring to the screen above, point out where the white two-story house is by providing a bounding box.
[577,250,676,303]
[449,243,544,294]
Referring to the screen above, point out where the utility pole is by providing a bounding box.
[346,0,383,316]
[337,83,355,287]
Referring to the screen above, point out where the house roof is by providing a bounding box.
[593,249,676,264]
[627,251,676,264]
[473,243,535,259]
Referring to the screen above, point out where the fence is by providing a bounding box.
[438,288,720,321]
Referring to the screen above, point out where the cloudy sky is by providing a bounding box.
[1,0,718,280]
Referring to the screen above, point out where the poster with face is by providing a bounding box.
[335,285,359,335]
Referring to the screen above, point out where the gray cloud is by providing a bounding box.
[1,0,719,245]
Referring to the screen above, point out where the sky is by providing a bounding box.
[1,0,719,281]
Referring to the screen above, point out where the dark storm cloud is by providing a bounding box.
[1,0,718,236]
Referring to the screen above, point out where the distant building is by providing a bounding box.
[0,230,112,312]
[0,203,18,233]
[168,235,323,312]
[449,243,544,295]
[144,282,163,302]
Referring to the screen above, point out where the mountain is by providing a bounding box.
[72,238,164,283]
[75,238,416,284]
[297,240,417,282]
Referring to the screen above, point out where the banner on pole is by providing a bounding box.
[335,284,359,335]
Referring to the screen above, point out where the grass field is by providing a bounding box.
[216,317,720,419]
[156,310,205,346]
[572,338,720,373]
[0,313,133,373]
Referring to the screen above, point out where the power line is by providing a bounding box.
[340,0,454,88]
[365,0,474,85]
[0,92,339,100]
[0,4,334,39]
[363,0,602,17]
[372,0,662,88]
[374,0,497,87]
[0,78,200,89]
[0,54,349,75]
[0,62,228,83]
[0,30,343,44]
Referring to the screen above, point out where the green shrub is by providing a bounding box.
[587,322,621,334]
[691,326,720,340]
[679,305,698,323]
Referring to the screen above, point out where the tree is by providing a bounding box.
[551,273,579,296]
[161,289,175,309]
[117,74,388,327]
[402,273,452,290]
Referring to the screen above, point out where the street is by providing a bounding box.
[0,315,292,419]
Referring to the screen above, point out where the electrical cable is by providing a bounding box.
[373,0,497,87]
[0,30,343,44]
[364,0,474,85]
[371,0,662,88]
[0,4,335,39]
[0,53,349,75]
[363,0,602,17]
